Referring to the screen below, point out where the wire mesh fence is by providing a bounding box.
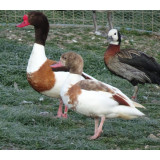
[0,10,160,34]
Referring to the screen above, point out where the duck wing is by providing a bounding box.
[118,49,160,74]
[107,54,151,85]
[76,80,132,107]
[117,49,160,85]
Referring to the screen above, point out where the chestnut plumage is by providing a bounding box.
[105,29,160,100]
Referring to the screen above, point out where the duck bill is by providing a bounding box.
[107,36,113,43]
[16,15,30,28]
[50,61,64,68]
[16,21,30,28]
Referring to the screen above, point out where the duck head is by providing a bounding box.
[16,11,49,46]
[17,11,49,28]
[51,52,84,75]
[108,29,121,45]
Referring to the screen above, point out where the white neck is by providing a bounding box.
[109,41,119,45]
[27,43,47,73]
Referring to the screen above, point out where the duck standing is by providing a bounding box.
[104,29,160,100]
[16,11,70,118]
[51,52,145,140]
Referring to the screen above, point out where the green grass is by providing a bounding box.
[0,25,160,150]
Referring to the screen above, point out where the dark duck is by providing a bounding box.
[104,29,160,101]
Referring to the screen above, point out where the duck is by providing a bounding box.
[51,52,145,140]
[104,29,160,101]
[16,11,82,118]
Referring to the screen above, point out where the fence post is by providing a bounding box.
[142,11,144,30]
[92,10,98,32]
[152,10,154,32]
[73,10,75,24]
[107,11,113,29]
[132,11,134,30]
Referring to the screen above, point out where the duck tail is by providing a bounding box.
[132,101,146,109]
[114,106,145,120]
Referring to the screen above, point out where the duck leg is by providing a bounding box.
[92,11,98,32]
[90,116,105,140]
[94,118,99,134]
[56,99,63,118]
[62,105,68,118]
[131,85,139,101]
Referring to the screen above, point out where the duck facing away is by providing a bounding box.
[104,29,160,101]
[51,52,145,140]
[16,11,71,118]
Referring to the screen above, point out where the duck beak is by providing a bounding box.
[107,36,113,42]
[50,61,64,68]
[16,20,30,28]
[16,15,30,28]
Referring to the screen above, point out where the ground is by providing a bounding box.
[0,25,160,149]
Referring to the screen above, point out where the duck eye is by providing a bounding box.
[114,33,116,35]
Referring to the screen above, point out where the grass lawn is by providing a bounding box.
[0,25,160,150]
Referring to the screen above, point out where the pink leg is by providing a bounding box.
[94,118,99,134]
[90,116,105,140]
[62,105,68,118]
[56,99,63,118]
[131,86,138,101]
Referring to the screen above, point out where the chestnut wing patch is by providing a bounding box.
[112,93,130,107]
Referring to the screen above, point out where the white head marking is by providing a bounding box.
[108,29,119,45]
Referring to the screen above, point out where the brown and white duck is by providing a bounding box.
[104,29,160,101]
[16,11,74,118]
[51,52,145,140]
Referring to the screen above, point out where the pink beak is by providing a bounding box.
[50,61,64,68]
[16,15,30,28]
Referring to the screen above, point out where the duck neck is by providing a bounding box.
[104,44,120,64]
[27,43,47,73]
[105,44,120,56]
[34,23,49,46]
[107,44,120,53]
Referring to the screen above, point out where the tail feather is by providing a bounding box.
[132,101,146,109]
[114,105,145,120]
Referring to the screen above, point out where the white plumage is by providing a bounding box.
[27,43,47,73]
[53,52,145,140]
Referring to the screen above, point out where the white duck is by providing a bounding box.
[51,52,145,140]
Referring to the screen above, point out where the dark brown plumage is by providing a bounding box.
[28,11,49,46]
[104,29,160,100]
